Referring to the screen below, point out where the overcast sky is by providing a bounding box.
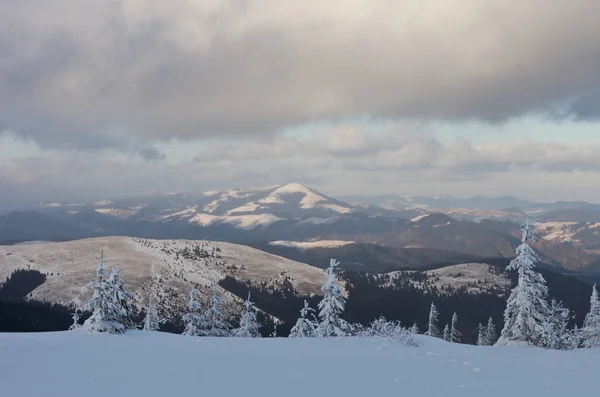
[2,0,600,206]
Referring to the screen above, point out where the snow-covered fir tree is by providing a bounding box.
[69,305,82,330]
[443,324,450,342]
[182,288,203,336]
[233,292,261,338]
[143,297,163,332]
[582,283,600,348]
[83,253,135,334]
[315,259,348,337]
[450,312,462,343]
[484,317,497,346]
[410,322,420,334]
[477,323,485,346]
[289,300,317,338]
[357,316,418,346]
[497,218,552,346]
[541,299,571,350]
[198,281,231,337]
[425,302,440,338]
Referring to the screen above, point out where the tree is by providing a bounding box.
[443,324,450,341]
[450,312,462,343]
[199,281,231,337]
[357,316,418,346]
[143,297,164,332]
[425,302,440,338]
[582,283,600,348]
[541,299,571,350]
[182,288,203,336]
[410,322,420,334]
[497,218,552,346]
[234,292,261,338]
[315,259,348,337]
[83,253,135,334]
[289,300,317,338]
[477,323,485,346]
[69,305,82,330]
[484,317,497,346]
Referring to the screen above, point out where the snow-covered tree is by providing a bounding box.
[182,288,203,336]
[233,292,261,338]
[83,253,135,334]
[69,305,82,330]
[477,323,485,346]
[497,218,552,346]
[443,324,450,341]
[289,300,317,338]
[143,297,164,332]
[198,281,231,337]
[410,322,420,334]
[425,302,440,338]
[541,299,571,350]
[315,259,348,337]
[484,317,497,346]
[450,312,462,343]
[582,283,600,348]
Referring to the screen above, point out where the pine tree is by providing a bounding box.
[199,281,231,337]
[289,300,317,338]
[497,218,552,346]
[315,259,348,337]
[143,297,163,332]
[425,302,440,338]
[450,312,462,343]
[233,292,261,338]
[582,283,600,348]
[477,323,485,346]
[182,288,203,336]
[83,253,135,334]
[443,324,450,341]
[484,317,497,346]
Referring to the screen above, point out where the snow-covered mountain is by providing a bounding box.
[0,237,327,318]
[3,331,599,397]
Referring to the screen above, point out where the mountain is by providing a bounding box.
[0,237,326,319]
[3,331,599,397]
[3,183,600,274]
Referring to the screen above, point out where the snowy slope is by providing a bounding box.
[0,237,326,315]
[1,331,599,397]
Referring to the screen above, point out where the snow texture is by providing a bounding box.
[3,331,600,397]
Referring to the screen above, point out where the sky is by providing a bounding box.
[2,0,600,207]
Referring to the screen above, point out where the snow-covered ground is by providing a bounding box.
[270,240,355,250]
[0,331,598,396]
[0,237,326,315]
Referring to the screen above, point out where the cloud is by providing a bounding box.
[1,0,600,152]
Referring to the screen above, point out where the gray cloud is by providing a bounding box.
[1,0,600,151]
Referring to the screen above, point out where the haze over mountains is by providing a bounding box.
[2,183,600,273]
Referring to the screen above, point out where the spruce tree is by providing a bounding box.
[443,324,450,341]
[477,323,485,346]
[182,288,203,336]
[83,254,135,334]
[497,218,551,346]
[234,292,261,337]
[450,312,461,343]
[541,299,570,349]
[410,322,420,334]
[199,281,231,337]
[69,305,82,330]
[582,284,600,348]
[143,297,163,331]
[484,317,497,346]
[289,300,317,338]
[315,259,348,337]
[425,302,440,338]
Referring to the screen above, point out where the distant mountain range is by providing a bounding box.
[2,183,600,273]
